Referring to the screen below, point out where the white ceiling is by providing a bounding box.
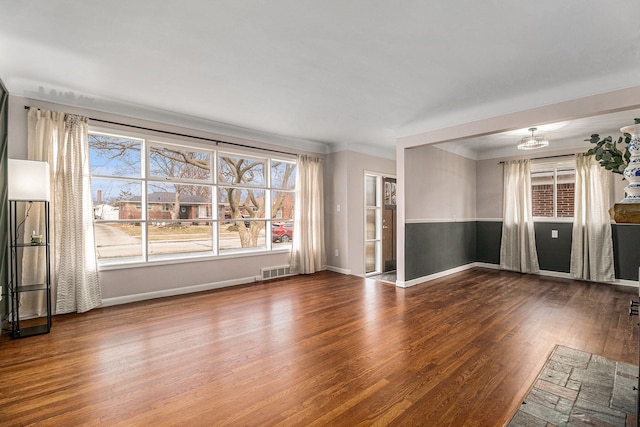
[1,1,640,159]
[435,108,640,160]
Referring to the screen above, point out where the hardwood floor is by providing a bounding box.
[0,268,637,426]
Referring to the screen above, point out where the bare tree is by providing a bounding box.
[219,156,265,247]
[90,134,295,247]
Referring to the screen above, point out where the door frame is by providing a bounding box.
[363,171,397,276]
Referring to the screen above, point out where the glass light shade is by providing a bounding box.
[517,137,550,150]
[517,128,549,150]
[8,159,51,201]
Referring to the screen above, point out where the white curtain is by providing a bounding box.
[290,155,326,274]
[500,159,540,273]
[570,153,615,282]
[26,108,102,314]
[20,109,64,317]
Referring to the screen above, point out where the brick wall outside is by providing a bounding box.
[556,183,574,217]
[532,184,553,217]
[532,183,574,217]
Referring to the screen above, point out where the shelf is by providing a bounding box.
[11,324,50,338]
[10,243,49,248]
[8,200,51,339]
[16,284,48,293]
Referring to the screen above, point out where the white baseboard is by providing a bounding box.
[538,269,573,279]
[396,263,478,288]
[397,262,639,289]
[536,269,638,288]
[474,262,500,270]
[326,265,352,275]
[612,278,639,288]
[539,270,638,288]
[101,275,261,307]
[100,263,637,307]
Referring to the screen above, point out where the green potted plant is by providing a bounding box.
[585,117,639,174]
[587,118,640,222]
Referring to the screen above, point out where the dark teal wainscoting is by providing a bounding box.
[476,221,502,264]
[405,221,640,282]
[611,224,640,281]
[533,222,574,273]
[405,221,476,281]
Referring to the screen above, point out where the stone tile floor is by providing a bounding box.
[368,271,397,284]
[509,345,638,427]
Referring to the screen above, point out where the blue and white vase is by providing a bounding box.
[620,124,640,203]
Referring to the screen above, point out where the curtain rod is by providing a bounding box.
[498,153,575,164]
[24,105,297,157]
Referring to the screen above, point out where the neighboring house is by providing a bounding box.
[117,192,211,221]
[273,193,294,219]
[114,191,295,222]
[94,203,120,220]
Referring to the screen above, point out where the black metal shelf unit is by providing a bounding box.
[8,200,51,338]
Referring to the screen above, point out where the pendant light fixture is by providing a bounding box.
[517,127,549,150]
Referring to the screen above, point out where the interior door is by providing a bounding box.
[382,177,396,272]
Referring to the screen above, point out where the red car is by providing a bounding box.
[272,223,293,243]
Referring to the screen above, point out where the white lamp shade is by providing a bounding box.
[8,159,51,201]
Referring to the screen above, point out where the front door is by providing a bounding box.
[382,177,396,272]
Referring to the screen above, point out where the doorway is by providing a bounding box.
[364,173,396,276]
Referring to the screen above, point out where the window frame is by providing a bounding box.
[530,158,576,221]
[364,173,382,275]
[89,127,296,269]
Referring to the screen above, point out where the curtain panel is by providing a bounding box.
[500,159,540,274]
[570,153,615,282]
[290,154,326,274]
[26,108,102,314]
[20,109,64,317]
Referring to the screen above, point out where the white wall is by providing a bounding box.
[405,145,476,221]
[324,150,395,276]
[475,147,628,220]
[476,158,502,219]
[346,151,395,277]
[324,151,348,273]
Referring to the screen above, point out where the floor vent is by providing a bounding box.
[261,265,293,281]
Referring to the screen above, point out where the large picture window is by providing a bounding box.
[89,130,296,265]
[531,160,575,219]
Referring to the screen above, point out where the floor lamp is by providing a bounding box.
[7,159,52,337]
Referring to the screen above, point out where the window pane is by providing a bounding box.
[219,219,266,251]
[92,179,143,220]
[271,161,296,189]
[149,143,212,182]
[556,170,575,217]
[89,133,142,178]
[90,129,296,265]
[271,191,294,219]
[365,242,376,273]
[365,175,377,207]
[272,221,293,247]
[148,221,213,257]
[531,172,553,217]
[218,155,265,186]
[218,187,265,220]
[366,208,377,240]
[94,222,143,261]
[147,182,212,221]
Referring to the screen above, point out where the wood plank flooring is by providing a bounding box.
[0,268,637,426]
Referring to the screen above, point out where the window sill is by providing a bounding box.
[533,217,574,223]
[98,247,292,271]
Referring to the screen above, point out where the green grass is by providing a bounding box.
[112,223,211,240]
[109,222,266,240]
